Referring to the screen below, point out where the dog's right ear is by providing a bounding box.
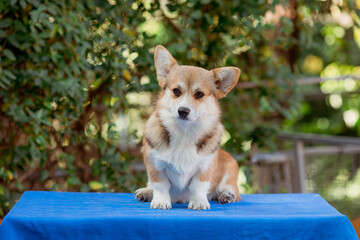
[212,67,241,98]
[154,45,177,88]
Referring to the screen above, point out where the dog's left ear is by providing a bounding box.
[212,67,241,98]
[154,45,178,88]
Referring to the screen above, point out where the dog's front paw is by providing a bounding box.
[135,187,153,202]
[150,197,172,210]
[218,190,236,204]
[188,199,210,210]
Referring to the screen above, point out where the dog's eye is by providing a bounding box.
[173,88,181,97]
[194,91,204,99]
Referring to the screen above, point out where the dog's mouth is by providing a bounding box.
[178,116,189,121]
[177,115,199,122]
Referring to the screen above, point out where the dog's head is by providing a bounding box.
[154,45,240,130]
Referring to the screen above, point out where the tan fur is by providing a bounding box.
[213,149,241,201]
[196,124,222,155]
[166,65,219,113]
[144,110,170,150]
[135,45,241,209]
[142,140,161,183]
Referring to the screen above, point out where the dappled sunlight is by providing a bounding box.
[343,109,359,128]
[241,140,252,152]
[331,5,353,28]
[237,166,253,194]
[327,169,360,200]
[302,55,323,74]
[126,92,152,106]
[140,76,150,85]
[221,130,231,146]
[354,27,360,49]
[317,118,330,130]
[320,63,360,94]
[329,94,343,109]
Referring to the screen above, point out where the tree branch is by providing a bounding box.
[161,13,182,34]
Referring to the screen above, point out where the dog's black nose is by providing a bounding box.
[178,107,190,119]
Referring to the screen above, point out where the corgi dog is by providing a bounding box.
[135,45,241,210]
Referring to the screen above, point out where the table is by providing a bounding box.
[0,191,357,240]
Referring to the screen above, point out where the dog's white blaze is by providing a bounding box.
[176,92,198,121]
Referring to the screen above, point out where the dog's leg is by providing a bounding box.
[135,182,153,202]
[150,172,172,209]
[216,164,241,204]
[188,177,210,210]
[142,147,172,209]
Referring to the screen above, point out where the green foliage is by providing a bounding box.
[0,0,155,216]
[284,1,360,136]
[1,0,359,218]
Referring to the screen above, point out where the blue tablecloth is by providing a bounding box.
[0,191,357,240]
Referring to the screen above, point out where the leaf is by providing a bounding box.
[35,109,44,119]
[28,0,40,7]
[67,177,81,186]
[8,35,20,48]
[11,0,17,6]
[40,170,49,181]
[1,76,10,85]
[14,20,27,33]
[80,184,90,192]
[7,171,13,181]
[20,0,26,8]
[122,70,131,82]
[89,181,103,191]
[190,10,202,19]
[0,30,6,38]
[0,19,11,29]
[3,49,16,61]
[0,76,10,89]
[204,13,213,25]
[4,70,16,79]
[51,42,65,50]
[35,135,46,146]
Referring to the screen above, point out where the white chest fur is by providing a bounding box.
[149,137,215,191]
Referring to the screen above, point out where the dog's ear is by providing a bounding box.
[212,67,241,98]
[154,45,177,88]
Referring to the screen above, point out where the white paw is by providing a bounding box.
[188,199,210,210]
[135,187,153,202]
[218,189,236,204]
[150,196,172,210]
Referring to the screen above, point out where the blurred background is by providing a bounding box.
[1,0,360,226]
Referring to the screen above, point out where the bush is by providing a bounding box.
[0,0,157,216]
